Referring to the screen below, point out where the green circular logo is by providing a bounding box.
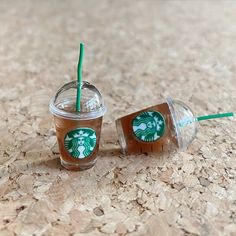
[64,128,97,159]
[132,110,165,142]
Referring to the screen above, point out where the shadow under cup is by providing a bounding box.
[49,81,106,171]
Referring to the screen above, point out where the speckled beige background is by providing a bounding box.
[0,0,236,235]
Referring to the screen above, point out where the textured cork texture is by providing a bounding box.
[1,1,236,235]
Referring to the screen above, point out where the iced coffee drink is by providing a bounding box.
[50,81,106,170]
[116,98,234,155]
[116,100,178,155]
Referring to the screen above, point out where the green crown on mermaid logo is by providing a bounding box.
[64,128,97,159]
[132,110,165,142]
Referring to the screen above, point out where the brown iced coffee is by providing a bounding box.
[50,81,106,170]
[116,101,178,155]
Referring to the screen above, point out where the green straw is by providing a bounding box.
[179,112,234,128]
[197,112,234,121]
[76,43,84,112]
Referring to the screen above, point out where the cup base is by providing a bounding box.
[60,158,96,171]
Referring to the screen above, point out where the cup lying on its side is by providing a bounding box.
[115,98,197,155]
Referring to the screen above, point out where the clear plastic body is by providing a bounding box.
[116,98,197,155]
[49,81,106,170]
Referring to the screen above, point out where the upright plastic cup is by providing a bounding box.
[116,98,197,155]
[49,81,106,170]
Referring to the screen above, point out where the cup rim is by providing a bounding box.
[167,97,197,150]
[166,97,182,149]
[49,80,107,120]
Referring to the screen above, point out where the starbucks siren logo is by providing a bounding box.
[64,128,97,159]
[132,110,165,142]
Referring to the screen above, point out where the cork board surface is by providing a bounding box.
[0,0,236,235]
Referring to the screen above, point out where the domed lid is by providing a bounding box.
[49,80,106,120]
[167,98,197,150]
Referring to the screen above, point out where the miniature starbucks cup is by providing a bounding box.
[116,98,234,155]
[49,80,106,170]
[115,98,197,155]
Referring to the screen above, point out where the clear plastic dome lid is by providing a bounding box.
[49,81,106,120]
[167,98,197,150]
